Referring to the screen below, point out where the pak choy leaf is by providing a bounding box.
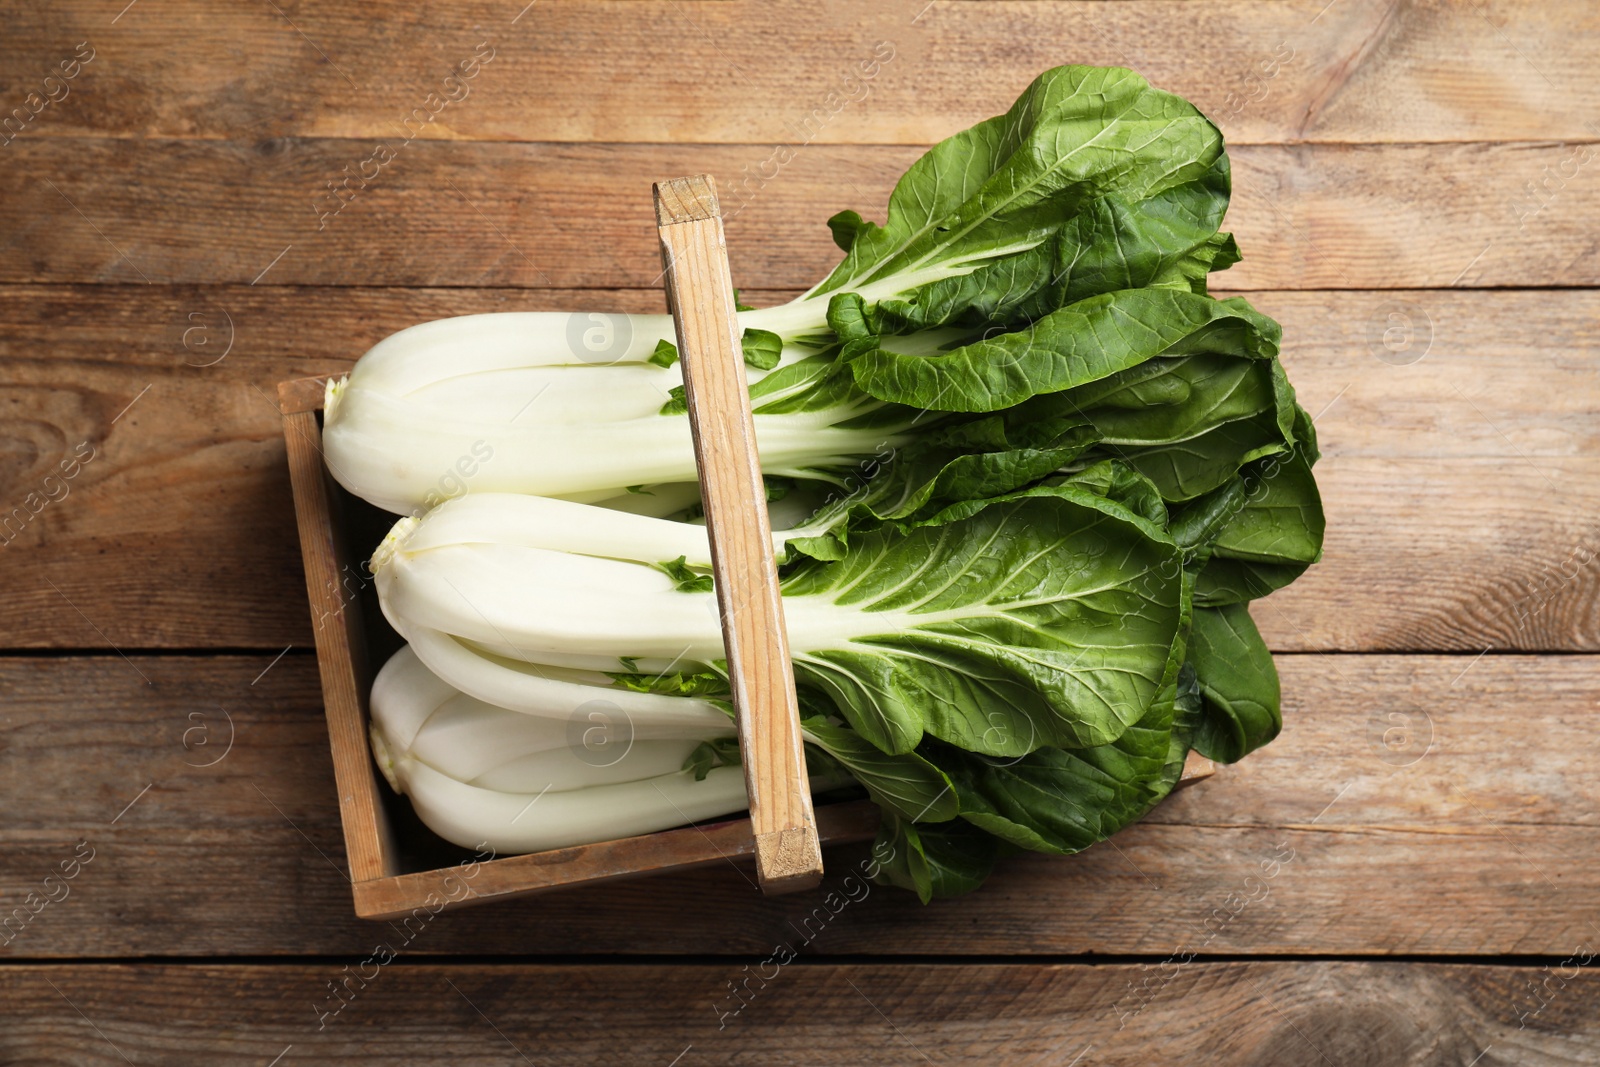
[927,565,1196,857]
[780,488,1185,758]
[1086,347,1299,503]
[1194,404,1325,605]
[872,154,1242,334]
[781,416,1103,562]
[654,555,715,593]
[840,288,1280,417]
[1187,602,1281,762]
[1006,158,1241,315]
[869,568,1198,900]
[683,736,742,781]
[870,812,1000,904]
[648,339,680,369]
[741,327,783,370]
[1051,459,1169,528]
[801,65,1234,330]
[1055,344,1280,451]
[827,209,872,253]
[801,716,960,823]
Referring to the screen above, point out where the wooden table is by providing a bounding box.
[2,1,1598,1062]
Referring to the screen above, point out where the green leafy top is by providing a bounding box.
[838,288,1279,414]
[780,489,1184,758]
[803,66,1233,329]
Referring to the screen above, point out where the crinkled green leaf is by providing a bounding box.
[1065,352,1279,447]
[684,736,742,781]
[802,717,959,823]
[780,490,1184,757]
[1053,459,1169,528]
[874,154,1240,334]
[1115,409,1288,502]
[807,66,1230,329]
[845,288,1280,416]
[826,209,871,253]
[930,570,1194,857]
[648,339,680,369]
[655,555,714,593]
[741,327,783,370]
[870,813,999,904]
[1194,405,1325,604]
[781,419,1101,562]
[1188,603,1281,762]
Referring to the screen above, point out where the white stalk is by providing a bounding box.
[371,645,731,793]
[399,493,721,566]
[372,497,921,679]
[384,751,753,854]
[393,492,837,568]
[339,307,828,396]
[368,645,850,854]
[326,382,899,513]
[321,303,911,514]
[399,623,734,729]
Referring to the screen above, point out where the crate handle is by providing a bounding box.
[654,175,824,894]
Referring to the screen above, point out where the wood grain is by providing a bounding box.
[2,961,1597,1064]
[2,286,1595,653]
[5,0,1597,144]
[1,652,1596,958]
[657,175,821,892]
[2,140,1596,289]
[1,0,1591,1047]
[351,803,881,921]
[278,382,392,887]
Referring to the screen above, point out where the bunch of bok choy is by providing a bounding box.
[331,64,1324,901]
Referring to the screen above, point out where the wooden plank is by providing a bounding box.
[277,383,392,886]
[656,175,822,892]
[2,962,1597,1063]
[2,286,1596,652]
[2,653,1597,958]
[2,140,1596,289]
[5,0,1597,144]
[351,803,881,921]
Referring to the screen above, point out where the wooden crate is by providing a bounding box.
[277,375,1214,919]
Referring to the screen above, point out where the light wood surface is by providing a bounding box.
[5,0,1596,144]
[2,961,1594,1065]
[656,175,822,893]
[2,141,1594,290]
